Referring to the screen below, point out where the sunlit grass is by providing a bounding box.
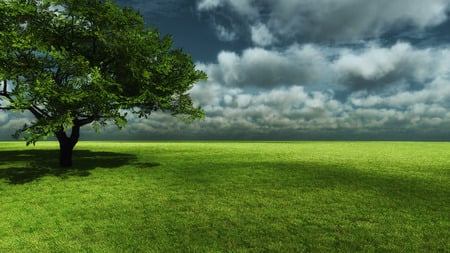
[0,141,449,252]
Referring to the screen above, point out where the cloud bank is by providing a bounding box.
[180,42,450,140]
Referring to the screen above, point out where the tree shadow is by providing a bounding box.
[0,149,154,184]
[255,161,449,213]
[177,159,448,214]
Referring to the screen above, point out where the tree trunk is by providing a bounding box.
[55,126,80,168]
[58,138,75,167]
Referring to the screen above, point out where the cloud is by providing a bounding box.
[197,0,449,44]
[334,42,448,90]
[250,23,276,47]
[180,41,450,140]
[197,0,222,11]
[106,75,450,140]
[348,76,450,109]
[268,0,449,41]
[204,41,447,90]
[0,113,31,140]
[0,113,8,125]
[199,41,450,91]
[185,84,345,138]
[197,0,258,18]
[214,24,237,42]
[198,44,330,88]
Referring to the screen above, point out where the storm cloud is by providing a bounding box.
[197,0,449,44]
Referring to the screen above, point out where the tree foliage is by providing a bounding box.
[0,0,206,146]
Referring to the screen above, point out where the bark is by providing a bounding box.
[55,125,80,168]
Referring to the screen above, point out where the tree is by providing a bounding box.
[0,0,206,167]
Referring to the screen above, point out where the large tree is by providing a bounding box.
[0,0,206,167]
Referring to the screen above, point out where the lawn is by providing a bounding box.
[0,141,449,252]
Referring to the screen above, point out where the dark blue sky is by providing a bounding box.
[119,0,450,59]
[1,0,450,140]
[116,0,249,62]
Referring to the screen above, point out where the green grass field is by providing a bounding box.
[0,141,449,252]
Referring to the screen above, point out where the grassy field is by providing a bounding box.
[0,141,449,252]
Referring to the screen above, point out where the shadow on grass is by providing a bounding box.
[257,161,449,211]
[0,149,153,184]
[175,160,449,212]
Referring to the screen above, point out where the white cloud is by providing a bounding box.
[334,42,450,90]
[197,0,223,11]
[250,23,276,47]
[200,44,330,88]
[163,79,450,139]
[269,0,449,41]
[200,41,450,91]
[214,24,237,42]
[181,41,450,139]
[197,0,449,43]
[193,41,450,138]
[349,76,450,109]
[227,0,257,17]
[197,0,258,18]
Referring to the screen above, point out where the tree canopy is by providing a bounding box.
[0,0,206,166]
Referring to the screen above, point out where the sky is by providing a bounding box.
[1,0,450,140]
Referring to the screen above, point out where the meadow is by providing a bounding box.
[0,141,449,252]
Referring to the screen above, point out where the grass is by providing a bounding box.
[0,141,449,252]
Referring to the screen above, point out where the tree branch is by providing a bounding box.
[0,81,16,108]
[74,117,95,127]
[2,80,6,94]
[55,126,68,141]
[0,80,11,99]
[28,106,44,119]
[70,125,80,142]
[0,82,51,120]
[31,104,50,118]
